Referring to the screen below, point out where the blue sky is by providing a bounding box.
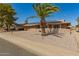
[12,3,79,26]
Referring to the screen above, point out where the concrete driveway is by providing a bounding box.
[0,38,36,56]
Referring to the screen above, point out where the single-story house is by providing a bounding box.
[23,20,71,31]
[76,24,79,30]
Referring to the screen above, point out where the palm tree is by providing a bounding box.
[32,3,59,36]
[0,3,16,31]
[25,16,37,24]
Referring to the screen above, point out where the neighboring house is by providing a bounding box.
[24,20,71,31]
[76,25,79,31]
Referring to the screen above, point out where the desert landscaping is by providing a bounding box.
[0,28,79,55]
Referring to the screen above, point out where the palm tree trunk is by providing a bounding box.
[40,17,46,36]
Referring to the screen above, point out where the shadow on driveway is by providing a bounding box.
[0,38,37,56]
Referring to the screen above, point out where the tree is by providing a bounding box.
[25,16,38,24]
[32,3,59,36]
[0,3,16,31]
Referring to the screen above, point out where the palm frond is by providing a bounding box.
[25,16,38,23]
[32,3,59,18]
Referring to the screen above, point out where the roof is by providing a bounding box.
[24,23,39,26]
[24,20,70,26]
[76,24,79,27]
